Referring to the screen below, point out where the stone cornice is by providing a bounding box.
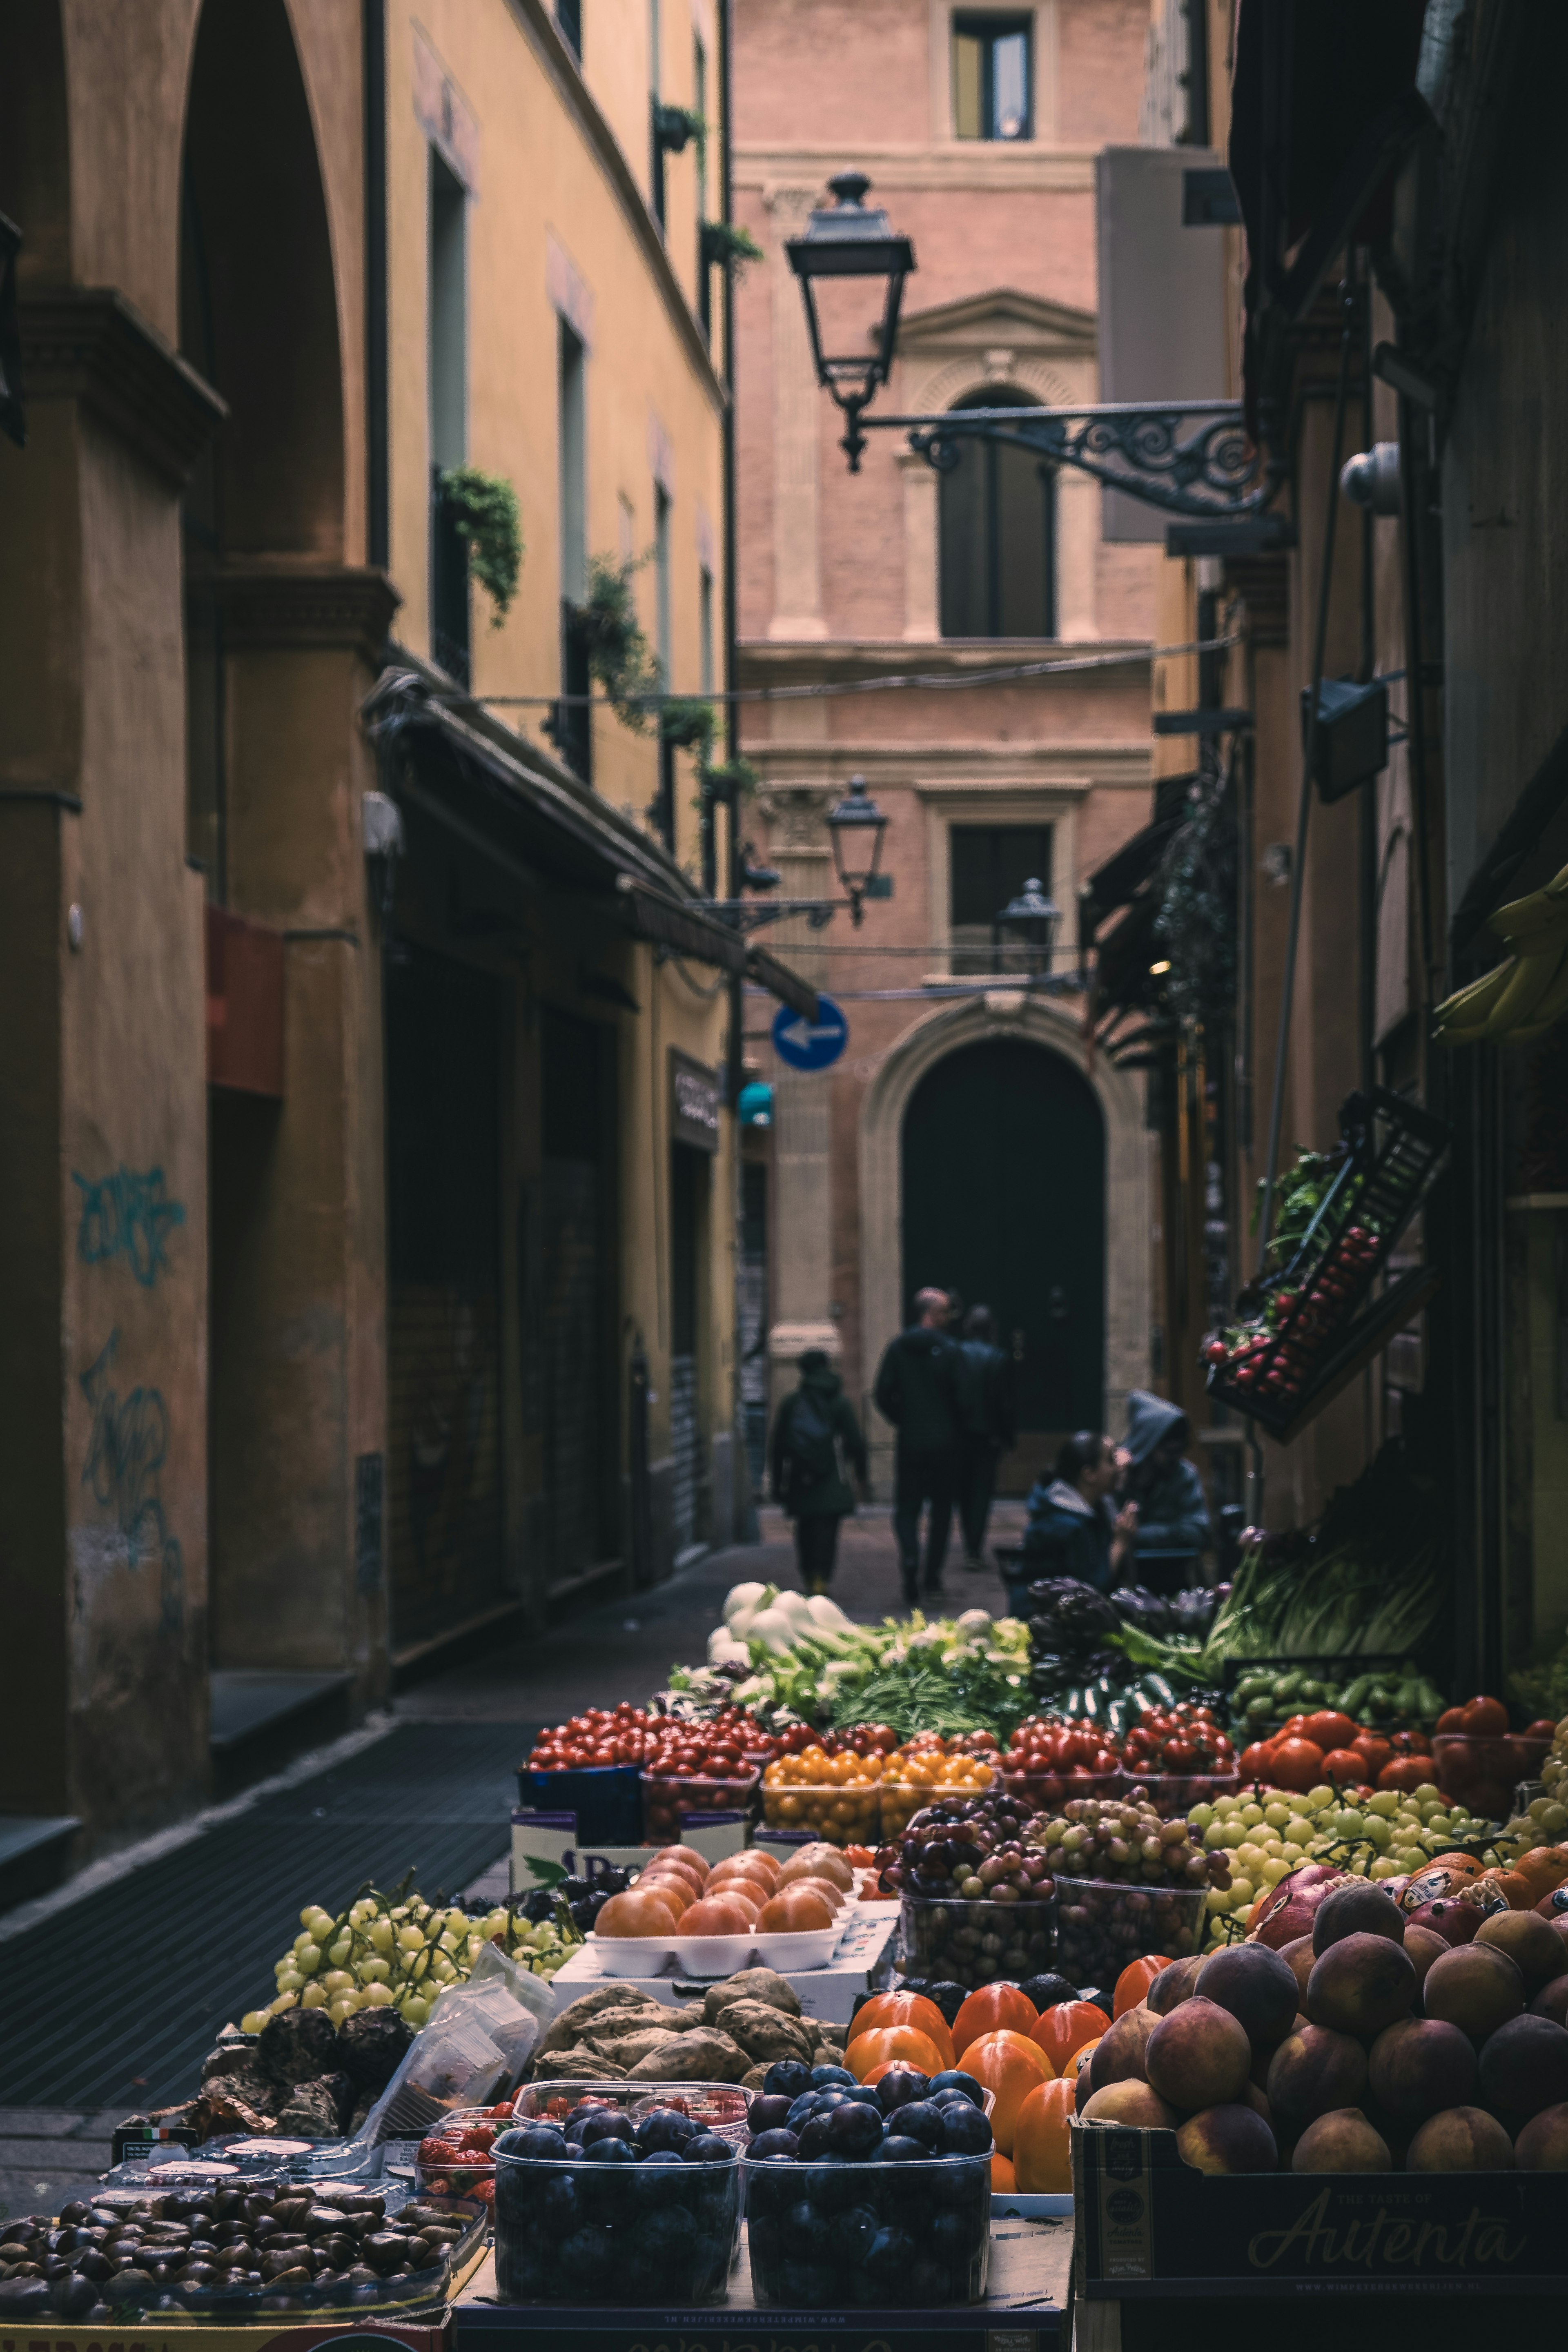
[734,143,1097,195]
[505,0,727,416]
[736,636,1153,685]
[20,288,226,488]
[211,566,402,666]
[751,742,1151,785]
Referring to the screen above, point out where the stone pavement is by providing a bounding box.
[0,1499,1026,2220]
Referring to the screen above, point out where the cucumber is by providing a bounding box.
[1065,1686,1083,1720]
[1144,1672,1177,1708]
[1273,1672,1302,1702]
[1339,1675,1373,1718]
[1417,1678,1446,1720]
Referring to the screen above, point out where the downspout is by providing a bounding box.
[364,0,390,570]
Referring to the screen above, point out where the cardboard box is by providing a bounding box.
[510,1807,748,1893]
[1073,2120,1568,2297]
[546,1903,900,2022]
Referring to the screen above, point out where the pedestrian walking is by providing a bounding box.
[954,1305,1015,1572]
[1120,1390,1211,1594]
[1015,1430,1138,1610]
[769,1348,869,1595]
[873,1287,961,1606]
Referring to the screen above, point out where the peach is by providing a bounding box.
[1144,1997,1251,2111]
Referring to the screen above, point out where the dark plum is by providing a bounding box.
[681,2134,735,2165]
[841,2086,884,2109]
[810,2066,856,2089]
[580,2111,636,2147]
[864,2223,918,2288]
[635,2107,697,2152]
[583,2138,638,2165]
[876,2070,931,2112]
[824,2102,884,2159]
[748,2096,794,2135]
[496,2126,562,2158]
[828,2204,879,2265]
[748,2129,800,2161]
[927,2071,986,2108]
[886,2100,945,2152]
[939,2101,993,2155]
[795,2113,840,2160]
[762,2060,814,2100]
[878,2135,930,2162]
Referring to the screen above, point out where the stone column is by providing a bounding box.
[1056,463,1100,642]
[764,185,828,641]
[900,450,940,639]
[764,789,839,1443]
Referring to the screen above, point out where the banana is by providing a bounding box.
[1470,934,1568,1036]
[1496,941,1568,1044]
[1490,860,1568,941]
[1433,962,1515,1035]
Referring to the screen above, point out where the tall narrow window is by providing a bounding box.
[939,386,1055,637]
[653,483,675,848]
[694,34,710,337]
[648,0,665,227]
[557,321,590,780]
[699,564,714,696]
[950,824,1054,974]
[428,149,469,684]
[953,13,1032,140]
[557,0,582,61]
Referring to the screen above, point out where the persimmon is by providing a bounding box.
[846,2025,946,2083]
[709,1854,777,1891]
[650,1846,708,1886]
[778,1847,855,1892]
[951,1981,1039,2058]
[991,2152,1017,2192]
[595,1889,681,1937]
[639,1869,695,1915]
[679,1894,761,1936]
[960,2029,1054,2156]
[1031,1999,1111,2074]
[849,1991,956,2069]
[757,1886,834,1931]
[1112,1956,1170,2018]
[1011,2076,1077,2192]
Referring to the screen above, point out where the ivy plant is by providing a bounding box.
[580,553,663,728]
[661,698,718,756]
[701,220,764,279]
[439,464,523,627]
[654,102,706,154]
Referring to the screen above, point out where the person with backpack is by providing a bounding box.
[953,1303,1015,1572]
[769,1348,869,1594]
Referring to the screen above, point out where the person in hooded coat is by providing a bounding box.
[1016,1431,1137,1608]
[770,1348,869,1594]
[873,1287,961,1605]
[1120,1389,1211,1594]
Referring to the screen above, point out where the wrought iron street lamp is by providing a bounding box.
[825,774,888,926]
[791,168,1272,516]
[998,877,1061,978]
[786,172,914,471]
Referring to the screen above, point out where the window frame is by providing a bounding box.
[938,386,1057,640]
[948,821,1056,977]
[951,10,1034,143]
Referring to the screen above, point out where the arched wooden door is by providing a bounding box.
[901,1038,1105,1487]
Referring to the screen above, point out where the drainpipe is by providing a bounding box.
[364,0,390,570]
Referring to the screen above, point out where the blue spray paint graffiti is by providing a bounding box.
[73,1165,186,1287]
[80,1330,185,1630]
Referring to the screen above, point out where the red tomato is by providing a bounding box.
[1436,1706,1467,1735]
[1379,1755,1431,1793]
[1238,1740,1276,1781]
[1353,1735,1393,1779]
[1270,1737,1327,1793]
[1321,1748,1367,1784]
[1461,1696,1509,1737]
[1527,1720,1557,1742]
[1300,1712,1358,1753]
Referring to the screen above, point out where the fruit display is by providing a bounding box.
[531,1964,850,2089]
[1119,1700,1236,1792]
[874,1794,1053,1987]
[1189,1780,1503,1938]
[244,1888,577,2034]
[1430,1696,1554,1820]
[517,1868,632,1934]
[0,2182,484,2321]
[998,1716,1122,1808]
[1087,1875,1568,2179]
[1230,1662,1446,1735]
[415,2103,518,2205]
[878,1738,997,1838]
[742,2058,993,2308]
[762,1746,883,1842]
[1232,1714,1434,1796]
[1054,1878,1206,1982]
[143,2005,413,2147]
[492,2091,741,2305]
[586,1843,858,1971]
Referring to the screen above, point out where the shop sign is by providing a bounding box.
[670,1049,722,1151]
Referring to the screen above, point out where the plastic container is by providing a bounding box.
[520,1762,644,1845]
[899,1892,1055,1989]
[742,2152,991,2308]
[414,2107,506,2203]
[761,1765,883,1844]
[1123,1768,1241,1815]
[1432,1732,1551,1824]
[493,2094,741,2305]
[640,1765,760,1843]
[1052,1874,1205,1982]
[1000,1766,1122,1811]
[880,1778,995,1840]
[515,2079,751,2147]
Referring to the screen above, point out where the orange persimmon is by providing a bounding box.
[951,1981,1040,2058]
[961,2029,1054,2156]
[1011,2076,1077,2193]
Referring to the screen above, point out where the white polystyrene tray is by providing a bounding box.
[585,1918,847,1977]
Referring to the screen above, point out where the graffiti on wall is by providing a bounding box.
[80,1329,184,1630]
[72,1164,186,1287]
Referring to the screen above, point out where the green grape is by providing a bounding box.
[396,1924,425,1952]
[369,1920,395,1953]
[322,1969,354,1993]
[300,1982,328,2008]
[362,1981,396,2007]
[357,1956,391,1984]
[240,2009,268,2034]
[276,1967,305,1993]
[270,1990,298,2014]
[328,1938,353,1965]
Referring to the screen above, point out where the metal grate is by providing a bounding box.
[0,1723,533,2114]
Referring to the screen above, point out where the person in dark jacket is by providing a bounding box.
[873,1287,960,1605]
[1015,1431,1137,1609]
[770,1349,869,1594]
[1120,1390,1211,1594]
[954,1305,1015,1572]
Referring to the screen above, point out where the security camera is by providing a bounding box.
[1340,442,1401,516]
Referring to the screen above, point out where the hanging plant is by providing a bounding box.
[579,553,663,729]
[654,102,706,154]
[661,698,718,756]
[702,755,760,803]
[438,464,523,626]
[700,220,764,280]
[1153,760,1236,1028]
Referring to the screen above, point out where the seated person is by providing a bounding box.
[1012,1430,1137,1608]
[1120,1390,1211,1595]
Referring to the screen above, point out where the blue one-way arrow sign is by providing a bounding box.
[771,993,849,1071]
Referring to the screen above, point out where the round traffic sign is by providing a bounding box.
[771,993,849,1071]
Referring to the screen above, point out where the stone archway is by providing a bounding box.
[860,992,1152,1483]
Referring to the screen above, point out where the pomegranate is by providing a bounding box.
[1246,1863,1350,1950]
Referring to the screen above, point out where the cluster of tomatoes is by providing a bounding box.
[1236,1707,1435,1795]
[526,1701,782,1775]
[1002,1717,1121,1785]
[1120,1701,1234,1779]
[1204,1223,1385,1402]
[416,2100,517,2204]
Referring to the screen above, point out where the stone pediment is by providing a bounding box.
[895,287,1097,360]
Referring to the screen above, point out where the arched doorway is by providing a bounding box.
[900,1037,1105,1486]
[939,386,1056,639]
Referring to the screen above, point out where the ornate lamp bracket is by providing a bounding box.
[870,399,1275,519]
